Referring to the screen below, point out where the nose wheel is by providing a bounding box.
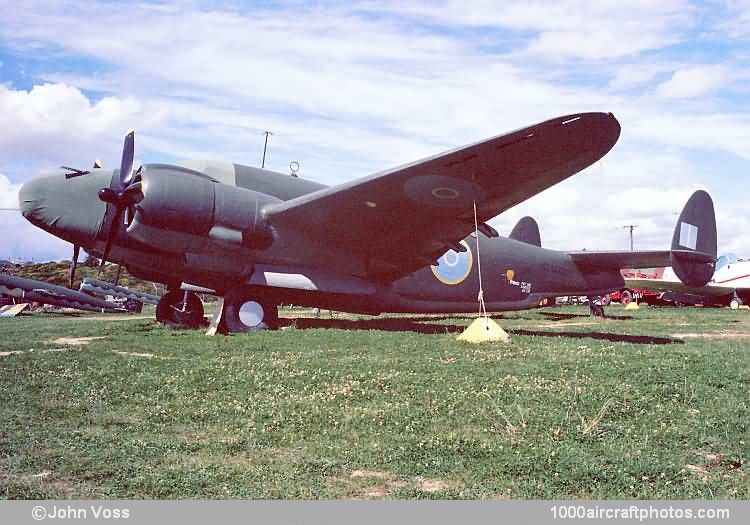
[156,289,205,328]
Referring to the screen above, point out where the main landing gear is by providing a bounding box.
[156,286,279,333]
[587,296,606,317]
[729,295,743,310]
[156,289,205,328]
[209,286,279,333]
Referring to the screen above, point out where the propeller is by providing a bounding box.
[97,130,143,269]
[69,244,80,288]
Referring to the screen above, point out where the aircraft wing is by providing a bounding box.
[568,249,714,271]
[267,112,620,280]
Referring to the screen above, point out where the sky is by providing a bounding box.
[0,0,748,262]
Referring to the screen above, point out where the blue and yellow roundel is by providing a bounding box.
[431,241,473,285]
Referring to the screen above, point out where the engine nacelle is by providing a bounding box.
[128,164,280,252]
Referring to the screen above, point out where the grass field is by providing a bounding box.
[1,305,747,499]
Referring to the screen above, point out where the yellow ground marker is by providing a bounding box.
[457,317,510,344]
[625,301,640,310]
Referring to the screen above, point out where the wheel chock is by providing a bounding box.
[625,301,640,310]
[206,297,226,336]
[457,317,510,344]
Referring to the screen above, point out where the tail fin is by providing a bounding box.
[509,216,541,247]
[670,190,717,287]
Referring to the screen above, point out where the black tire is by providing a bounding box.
[620,290,632,305]
[222,288,278,332]
[590,303,606,317]
[156,290,205,328]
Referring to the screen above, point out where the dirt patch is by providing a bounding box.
[0,351,25,357]
[0,471,77,497]
[416,477,462,493]
[113,351,155,358]
[535,322,600,328]
[672,332,750,339]
[50,336,107,346]
[684,449,743,477]
[74,315,153,322]
[339,469,462,498]
[351,469,390,479]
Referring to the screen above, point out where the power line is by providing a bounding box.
[622,224,638,251]
[261,130,273,168]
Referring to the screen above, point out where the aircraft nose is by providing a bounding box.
[19,176,50,225]
[19,171,109,245]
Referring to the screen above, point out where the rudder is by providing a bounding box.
[670,190,717,287]
[509,216,542,247]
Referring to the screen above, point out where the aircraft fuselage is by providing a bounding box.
[19,164,623,315]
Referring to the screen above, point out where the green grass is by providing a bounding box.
[0,305,747,499]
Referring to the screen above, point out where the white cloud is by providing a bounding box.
[372,0,694,59]
[0,173,21,209]
[609,63,671,90]
[656,65,730,98]
[0,83,167,169]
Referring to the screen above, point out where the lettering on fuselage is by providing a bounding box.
[431,240,473,285]
[541,262,567,275]
[504,268,532,294]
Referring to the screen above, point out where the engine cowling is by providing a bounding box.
[127,164,280,253]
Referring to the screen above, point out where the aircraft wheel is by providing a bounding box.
[587,296,606,317]
[729,298,742,310]
[590,304,605,317]
[222,288,278,332]
[156,290,205,328]
[620,290,632,305]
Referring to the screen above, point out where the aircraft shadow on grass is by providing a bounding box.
[539,311,635,321]
[277,317,682,345]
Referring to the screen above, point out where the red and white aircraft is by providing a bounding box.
[624,254,750,309]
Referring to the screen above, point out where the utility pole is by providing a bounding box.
[261,130,273,168]
[622,224,638,251]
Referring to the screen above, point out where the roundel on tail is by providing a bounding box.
[431,240,473,285]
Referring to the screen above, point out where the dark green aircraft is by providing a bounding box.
[18,112,717,332]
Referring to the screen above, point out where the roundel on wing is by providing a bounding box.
[431,240,473,285]
[403,175,484,212]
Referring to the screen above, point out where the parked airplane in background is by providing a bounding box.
[624,254,750,309]
[18,112,718,332]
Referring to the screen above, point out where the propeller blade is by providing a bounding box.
[69,244,80,288]
[99,206,125,270]
[119,130,135,188]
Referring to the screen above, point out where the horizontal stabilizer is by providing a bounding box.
[508,216,541,247]
[569,190,717,288]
